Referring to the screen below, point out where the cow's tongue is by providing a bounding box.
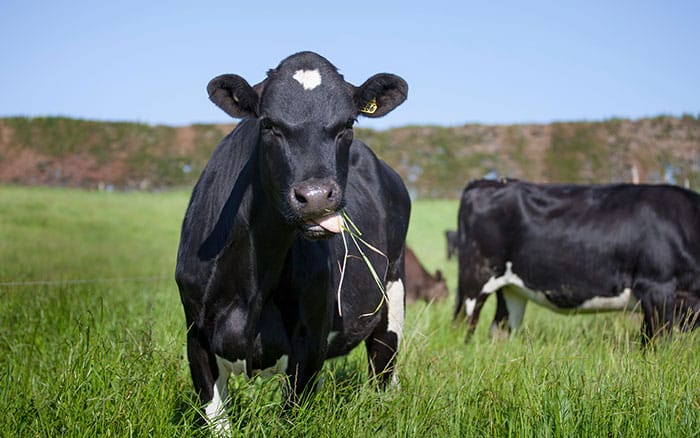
[311,213,343,234]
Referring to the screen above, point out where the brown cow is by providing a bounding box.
[405,247,449,303]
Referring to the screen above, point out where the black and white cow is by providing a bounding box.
[175,52,410,432]
[454,178,700,344]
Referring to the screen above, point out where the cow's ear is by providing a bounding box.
[207,74,259,119]
[354,73,408,118]
[435,270,443,281]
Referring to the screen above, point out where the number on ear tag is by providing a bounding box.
[360,98,377,115]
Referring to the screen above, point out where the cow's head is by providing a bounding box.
[428,270,449,300]
[207,51,407,240]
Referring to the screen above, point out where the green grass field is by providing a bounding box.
[1,186,699,437]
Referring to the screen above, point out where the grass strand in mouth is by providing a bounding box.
[335,210,388,318]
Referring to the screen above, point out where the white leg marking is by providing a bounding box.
[386,279,405,342]
[204,358,233,436]
[386,279,405,388]
[502,288,528,331]
[292,69,322,90]
[465,298,477,316]
[204,353,289,434]
[391,371,401,389]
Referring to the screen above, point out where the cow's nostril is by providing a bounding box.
[294,190,308,205]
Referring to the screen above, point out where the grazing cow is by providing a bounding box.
[445,230,458,260]
[454,179,700,344]
[175,52,410,432]
[405,246,449,303]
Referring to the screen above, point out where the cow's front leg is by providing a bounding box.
[366,279,404,388]
[203,357,234,435]
[199,285,260,432]
[285,330,328,405]
[282,238,333,404]
[182,322,236,435]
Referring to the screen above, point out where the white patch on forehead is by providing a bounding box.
[386,280,405,341]
[292,69,322,90]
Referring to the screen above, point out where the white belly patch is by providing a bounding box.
[480,262,638,314]
[216,354,289,379]
[577,288,637,312]
[481,261,525,294]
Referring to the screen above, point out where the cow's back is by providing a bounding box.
[512,183,700,291]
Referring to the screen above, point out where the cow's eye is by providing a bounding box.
[345,118,356,129]
[260,118,284,138]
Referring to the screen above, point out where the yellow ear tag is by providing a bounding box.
[360,97,377,115]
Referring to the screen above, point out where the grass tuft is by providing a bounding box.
[338,210,388,317]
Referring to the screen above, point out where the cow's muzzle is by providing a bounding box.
[289,178,343,240]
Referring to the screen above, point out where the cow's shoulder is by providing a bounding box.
[459,178,520,220]
[189,120,259,208]
[177,120,259,268]
[347,140,409,207]
[341,140,410,255]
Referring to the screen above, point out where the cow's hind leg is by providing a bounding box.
[675,292,700,332]
[488,290,511,340]
[636,280,676,346]
[366,279,404,387]
[463,292,488,342]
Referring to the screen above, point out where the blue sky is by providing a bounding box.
[1,1,698,130]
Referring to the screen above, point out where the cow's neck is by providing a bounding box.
[247,171,297,294]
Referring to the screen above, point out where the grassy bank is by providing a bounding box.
[2,115,700,197]
[1,186,698,436]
